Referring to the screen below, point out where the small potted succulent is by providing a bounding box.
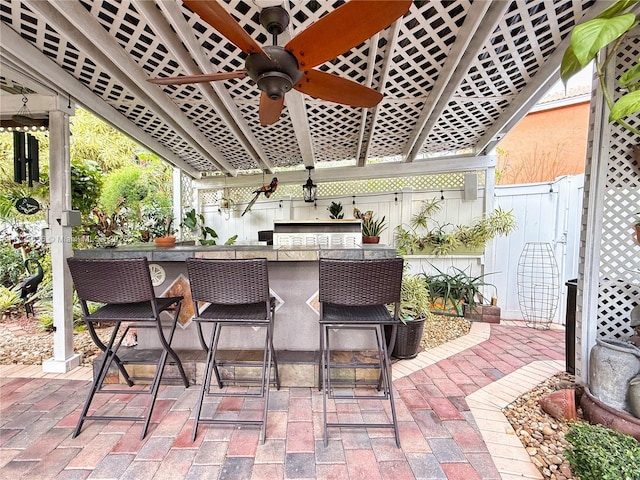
[328,201,345,219]
[354,207,387,244]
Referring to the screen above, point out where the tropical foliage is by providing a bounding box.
[395,198,516,255]
[354,207,387,237]
[421,265,495,316]
[561,0,640,135]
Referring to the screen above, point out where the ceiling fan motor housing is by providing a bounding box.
[246,45,303,100]
[259,6,290,36]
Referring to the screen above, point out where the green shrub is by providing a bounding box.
[100,164,148,214]
[0,241,25,288]
[565,421,640,480]
[0,285,21,316]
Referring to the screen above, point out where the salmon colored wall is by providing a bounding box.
[496,102,590,184]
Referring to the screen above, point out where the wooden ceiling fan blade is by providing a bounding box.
[294,70,382,108]
[183,0,266,56]
[148,71,248,85]
[259,92,285,125]
[285,0,411,69]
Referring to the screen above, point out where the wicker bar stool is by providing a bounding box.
[67,257,189,439]
[318,257,403,447]
[186,258,279,443]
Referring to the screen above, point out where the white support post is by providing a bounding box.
[484,166,496,279]
[172,167,182,239]
[43,109,81,373]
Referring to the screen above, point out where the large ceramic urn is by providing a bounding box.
[589,339,640,412]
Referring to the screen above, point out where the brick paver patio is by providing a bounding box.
[0,321,565,479]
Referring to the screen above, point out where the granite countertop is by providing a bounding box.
[73,243,397,262]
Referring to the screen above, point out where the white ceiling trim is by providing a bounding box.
[477,0,614,155]
[279,3,314,168]
[196,155,496,190]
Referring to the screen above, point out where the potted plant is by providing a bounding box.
[561,0,640,137]
[354,208,387,244]
[328,201,344,219]
[138,204,169,242]
[394,198,516,255]
[387,274,432,359]
[421,265,496,316]
[154,214,176,247]
[635,212,640,243]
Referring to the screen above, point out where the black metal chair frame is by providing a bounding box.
[186,258,280,443]
[318,258,403,447]
[67,257,189,439]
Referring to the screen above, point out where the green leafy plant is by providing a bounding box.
[561,0,640,136]
[354,208,387,237]
[87,200,129,247]
[138,204,170,241]
[181,208,237,246]
[421,265,495,316]
[394,198,517,255]
[0,285,21,317]
[394,274,432,324]
[328,201,344,219]
[565,421,640,480]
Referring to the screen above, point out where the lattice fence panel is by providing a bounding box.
[181,173,194,210]
[199,171,485,205]
[597,32,640,340]
[598,280,640,339]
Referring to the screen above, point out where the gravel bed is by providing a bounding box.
[503,372,579,479]
[0,315,112,366]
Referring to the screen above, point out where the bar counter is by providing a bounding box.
[74,243,397,352]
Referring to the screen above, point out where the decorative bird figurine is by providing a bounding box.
[242,177,278,216]
[16,259,44,317]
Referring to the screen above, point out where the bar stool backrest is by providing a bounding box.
[186,258,270,305]
[67,257,156,305]
[319,258,403,308]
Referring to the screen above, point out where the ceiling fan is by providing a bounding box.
[148,1,412,125]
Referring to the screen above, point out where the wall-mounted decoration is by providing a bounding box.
[15,197,40,215]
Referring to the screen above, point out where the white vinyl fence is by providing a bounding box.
[199,174,584,324]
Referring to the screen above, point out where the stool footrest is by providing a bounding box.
[327,422,395,429]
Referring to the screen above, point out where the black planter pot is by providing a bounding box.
[386,318,426,359]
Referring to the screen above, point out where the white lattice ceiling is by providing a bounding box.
[0,0,603,183]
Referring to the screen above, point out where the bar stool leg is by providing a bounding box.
[74,323,122,438]
[192,322,221,441]
[377,324,401,447]
[322,324,330,446]
[260,322,274,444]
[141,348,169,439]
